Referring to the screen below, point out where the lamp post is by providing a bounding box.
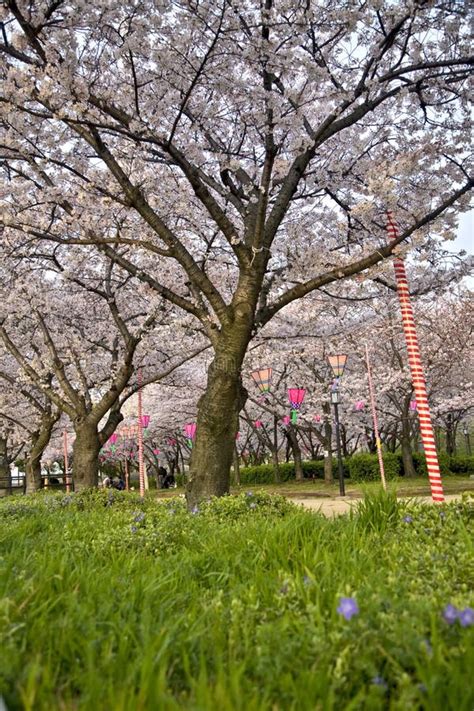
[328,354,348,497]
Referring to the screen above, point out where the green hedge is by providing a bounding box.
[411,452,474,477]
[347,452,401,482]
[176,453,474,488]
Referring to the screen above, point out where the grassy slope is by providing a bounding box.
[0,491,473,710]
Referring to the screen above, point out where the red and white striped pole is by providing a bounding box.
[365,344,386,491]
[387,212,444,502]
[137,368,145,498]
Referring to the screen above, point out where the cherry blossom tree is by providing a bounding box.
[1,0,472,504]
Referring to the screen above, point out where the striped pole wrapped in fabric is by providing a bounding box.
[137,368,145,498]
[387,212,444,502]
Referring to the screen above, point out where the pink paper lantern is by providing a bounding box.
[410,400,417,411]
[288,388,306,409]
[255,420,263,428]
[354,400,365,411]
[140,414,150,429]
[109,433,118,445]
[282,415,291,426]
[313,414,321,423]
[153,448,160,455]
[184,423,197,440]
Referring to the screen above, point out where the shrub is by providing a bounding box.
[239,460,328,484]
[347,452,400,482]
[412,452,474,477]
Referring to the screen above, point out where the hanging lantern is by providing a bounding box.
[140,415,151,429]
[109,433,118,445]
[354,400,366,411]
[255,420,263,428]
[327,354,348,379]
[313,414,321,423]
[153,448,160,455]
[251,367,272,393]
[288,388,306,423]
[167,437,177,446]
[410,400,417,411]
[184,423,197,448]
[282,415,291,427]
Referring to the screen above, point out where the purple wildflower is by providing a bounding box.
[403,515,413,524]
[131,525,137,534]
[133,511,145,523]
[191,505,199,515]
[337,597,359,620]
[371,676,387,688]
[245,491,253,497]
[443,604,459,624]
[249,502,257,509]
[459,607,474,627]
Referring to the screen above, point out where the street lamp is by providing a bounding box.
[328,354,348,496]
[251,367,272,393]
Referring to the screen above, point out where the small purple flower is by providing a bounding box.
[130,525,137,534]
[403,515,413,524]
[371,676,387,688]
[245,491,253,497]
[443,604,459,624]
[337,597,359,620]
[303,575,312,586]
[439,511,446,519]
[191,505,199,515]
[133,511,145,523]
[249,502,257,509]
[459,607,474,627]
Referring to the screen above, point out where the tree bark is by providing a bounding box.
[286,425,304,481]
[72,421,102,490]
[0,436,10,490]
[186,334,249,509]
[401,417,416,477]
[25,410,59,494]
[323,411,333,484]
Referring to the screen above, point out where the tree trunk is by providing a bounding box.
[233,444,240,486]
[72,421,102,490]
[287,426,304,481]
[401,415,416,477]
[186,337,249,509]
[0,436,10,492]
[25,412,59,494]
[323,413,333,484]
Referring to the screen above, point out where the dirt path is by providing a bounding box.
[289,493,465,517]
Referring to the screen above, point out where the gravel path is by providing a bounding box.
[289,493,465,517]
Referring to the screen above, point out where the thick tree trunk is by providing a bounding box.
[25,412,59,494]
[186,336,249,509]
[72,421,102,490]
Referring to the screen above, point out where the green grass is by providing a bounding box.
[0,489,473,710]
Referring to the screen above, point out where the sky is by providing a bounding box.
[453,212,473,255]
